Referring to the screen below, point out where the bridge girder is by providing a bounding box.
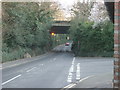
[50,21,70,34]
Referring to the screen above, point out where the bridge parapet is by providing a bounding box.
[52,23,70,26]
[50,20,70,34]
[52,20,70,26]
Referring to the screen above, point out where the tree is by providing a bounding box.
[71,1,94,21]
[2,2,59,62]
[69,1,114,57]
[89,2,109,27]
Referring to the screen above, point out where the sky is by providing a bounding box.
[53,0,77,18]
[53,0,104,18]
[54,0,104,9]
[56,0,76,9]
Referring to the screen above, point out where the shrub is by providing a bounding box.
[70,20,114,57]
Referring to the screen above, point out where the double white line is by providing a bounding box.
[67,57,75,83]
[67,57,81,83]
[76,63,80,80]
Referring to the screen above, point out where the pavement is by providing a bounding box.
[1,44,114,88]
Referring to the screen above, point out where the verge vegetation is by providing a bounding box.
[2,2,60,62]
[70,2,114,57]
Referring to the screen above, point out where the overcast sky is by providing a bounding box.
[53,0,104,18]
[54,0,104,9]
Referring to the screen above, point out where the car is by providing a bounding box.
[65,42,70,46]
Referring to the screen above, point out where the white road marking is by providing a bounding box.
[67,72,72,82]
[79,75,94,82]
[63,83,74,88]
[69,65,74,72]
[64,75,94,89]
[72,57,75,65]
[68,84,76,88]
[67,57,75,83]
[26,67,37,72]
[2,74,21,85]
[76,63,80,80]
[63,83,76,88]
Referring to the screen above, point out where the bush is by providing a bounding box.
[2,2,57,62]
[70,20,114,57]
[2,47,25,62]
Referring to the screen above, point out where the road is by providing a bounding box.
[2,44,114,88]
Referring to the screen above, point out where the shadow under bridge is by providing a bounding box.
[50,20,71,34]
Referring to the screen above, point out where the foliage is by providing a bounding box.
[2,2,58,62]
[71,2,94,21]
[70,18,114,57]
[70,1,114,57]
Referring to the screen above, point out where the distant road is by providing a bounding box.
[2,44,113,88]
[53,43,72,52]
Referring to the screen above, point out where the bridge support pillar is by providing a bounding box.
[114,1,120,88]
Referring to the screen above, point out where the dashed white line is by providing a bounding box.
[26,67,37,72]
[69,65,74,72]
[67,57,75,83]
[2,74,21,85]
[67,72,72,82]
[72,57,75,65]
[76,63,80,80]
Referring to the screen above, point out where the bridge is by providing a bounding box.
[49,2,114,35]
[50,20,70,34]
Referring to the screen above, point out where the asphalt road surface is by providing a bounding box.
[2,44,114,88]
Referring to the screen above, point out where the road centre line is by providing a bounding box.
[67,57,75,83]
[72,57,75,65]
[76,63,80,80]
[2,74,21,85]
[26,67,37,72]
